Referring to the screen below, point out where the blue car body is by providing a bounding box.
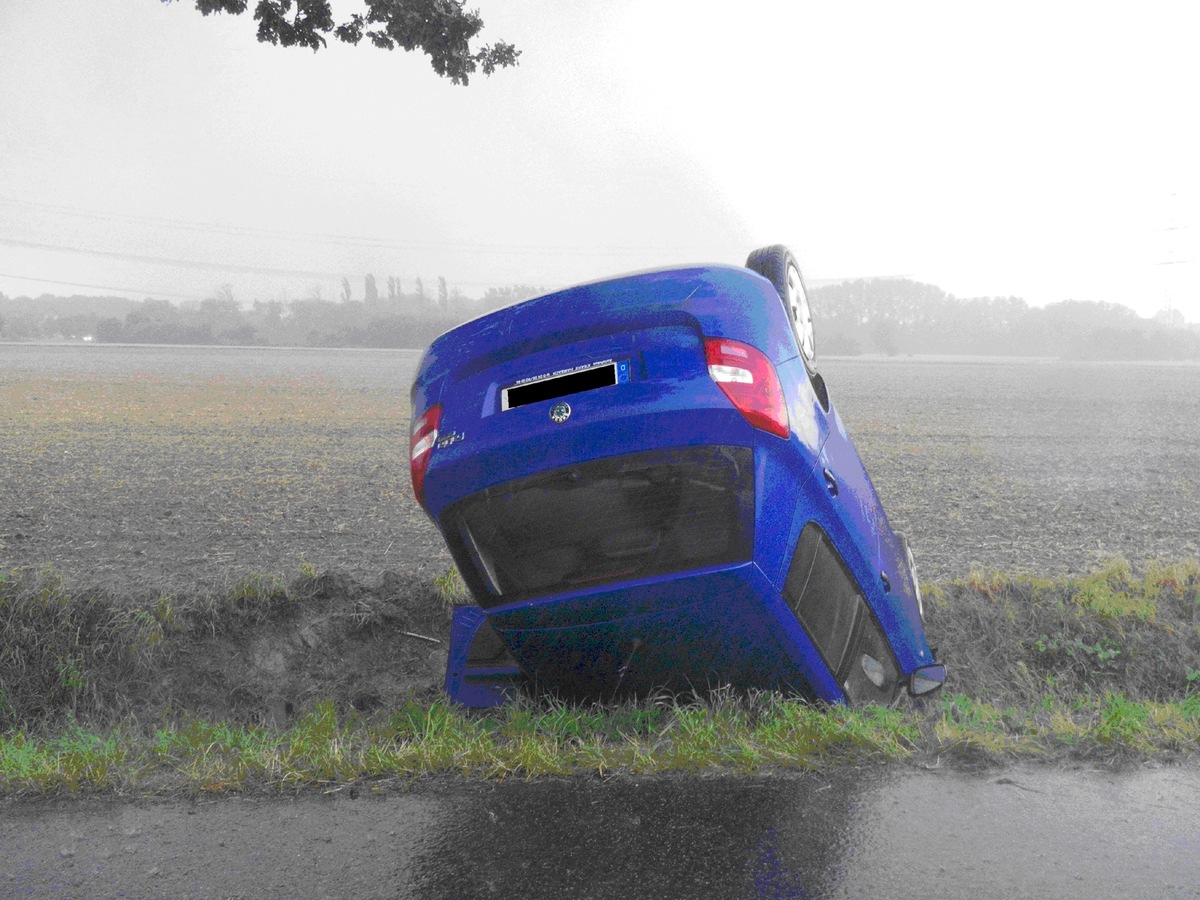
[410,260,943,706]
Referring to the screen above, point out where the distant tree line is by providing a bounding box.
[809,279,1200,361]
[2,276,1197,360]
[0,279,545,349]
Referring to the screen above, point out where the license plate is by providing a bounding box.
[502,359,630,410]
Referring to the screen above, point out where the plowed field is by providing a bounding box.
[3,345,1199,592]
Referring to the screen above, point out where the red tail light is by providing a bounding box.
[410,403,442,506]
[704,338,789,438]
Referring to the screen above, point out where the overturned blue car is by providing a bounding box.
[410,246,945,707]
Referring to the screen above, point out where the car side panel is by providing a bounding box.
[805,403,932,674]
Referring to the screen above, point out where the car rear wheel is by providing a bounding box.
[745,245,816,365]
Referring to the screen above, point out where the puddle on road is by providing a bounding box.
[406,766,1200,899]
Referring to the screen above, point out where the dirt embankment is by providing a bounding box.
[3,347,1199,723]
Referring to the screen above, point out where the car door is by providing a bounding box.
[810,400,884,589]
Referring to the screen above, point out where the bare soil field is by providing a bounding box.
[824,355,1200,580]
[4,344,1198,590]
[3,344,1199,722]
[1,344,449,593]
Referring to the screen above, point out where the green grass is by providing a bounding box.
[924,557,1200,706]
[2,691,1198,795]
[2,557,1198,795]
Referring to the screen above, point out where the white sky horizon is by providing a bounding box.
[2,2,1197,323]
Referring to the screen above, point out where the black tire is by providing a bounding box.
[745,245,816,365]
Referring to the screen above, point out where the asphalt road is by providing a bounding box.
[3,765,1199,899]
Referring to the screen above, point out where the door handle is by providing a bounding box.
[822,468,838,496]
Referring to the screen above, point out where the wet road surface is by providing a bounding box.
[3,765,1199,899]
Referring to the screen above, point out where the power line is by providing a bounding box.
[0,272,206,301]
[0,196,422,253]
[0,265,543,297]
[0,233,668,291]
[0,235,348,279]
[0,195,702,257]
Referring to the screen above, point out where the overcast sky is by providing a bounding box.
[2,1,1197,321]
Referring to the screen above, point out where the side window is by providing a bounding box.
[783,522,899,704]
[784,522,862,678]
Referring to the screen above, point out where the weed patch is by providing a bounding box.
[924,557,1200,707]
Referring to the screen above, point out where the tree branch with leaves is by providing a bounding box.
[176,0,520,84]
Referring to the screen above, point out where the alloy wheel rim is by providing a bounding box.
[787,263,815,361]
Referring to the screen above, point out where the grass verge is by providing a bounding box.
[1,557,1198,795]
[1,692,1197,796]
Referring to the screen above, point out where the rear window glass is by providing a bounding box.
[443,446,755,607]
